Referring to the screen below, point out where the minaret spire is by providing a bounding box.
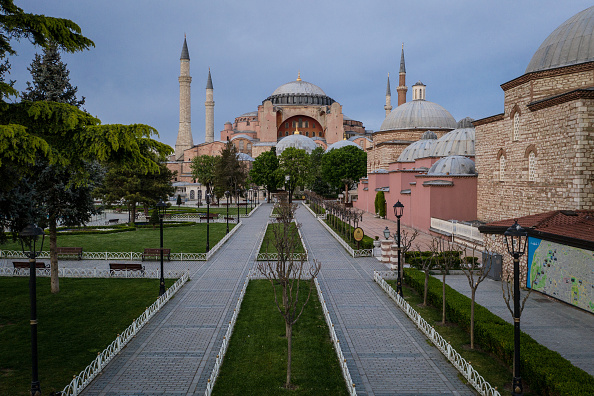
[397,43,408,106]
[205,68,215,143]
[175,36,193,160]
[384,73,392,117]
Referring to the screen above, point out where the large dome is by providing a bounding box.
[276,132,318,155]
[526,6,594,73]
[272,79,326,96]
[380,99,456,131]
[264,74,335,106]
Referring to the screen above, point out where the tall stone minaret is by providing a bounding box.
[384,73,392,117]
[175,36,193,160]
[205,68,215,143]
[397,43,408,106]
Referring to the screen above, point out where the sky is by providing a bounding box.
[9,1,594,149]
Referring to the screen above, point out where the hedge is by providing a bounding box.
[402,268,594,395]
[324,214,374,249]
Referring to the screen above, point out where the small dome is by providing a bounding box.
[239,111,258,117]
[430,126,475,157]
[428,156,476,176]
[236,152,254,162]
[325,140,363,153]
[276,132,318,155]
[398,131,438,162]
[526,6,594,73]
[380,100,456,131]
[456,117,474,128]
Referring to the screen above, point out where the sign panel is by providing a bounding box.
[353,227,364,242]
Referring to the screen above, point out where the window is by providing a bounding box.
[298,118,302,128]
[306,131,309,137]
[529,152,536,181]
[285,122,289,129]
[190,190,195,200]
[499,155,506,181]
[239,140,244,151]
[305,121,309,128]
[312,132,316,137]
[513,112,520,141]
[312,122,316,128]
[292,121,296,128]
[285,131,289,136]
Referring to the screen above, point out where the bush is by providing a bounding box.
[375,191,386,217]
[324,214,374,249]
[402,268,594,395]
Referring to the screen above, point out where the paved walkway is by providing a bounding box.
[296,205,473,395]
[81,206,270,395]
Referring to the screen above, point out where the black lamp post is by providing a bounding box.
[504,220,528,396]
[19,223,45,396]
[225,190,230,234]
[206,193,211,252]
[236,188,241,223]
[197,190,202,208]
[393,200,404,297]
[249,188,253,212]
[244,189,248,215]
[156,200,167,296]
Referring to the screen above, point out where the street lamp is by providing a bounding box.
[225,190,230,234]
[393,200,404,297]
[383,226,391,240]
[206,193,211,252]
[236,188,241,223]
[249,188,253,211]
[156,200,167,296]
[504,220,528,396]
[244,189,248,215]
[19,223,45,396]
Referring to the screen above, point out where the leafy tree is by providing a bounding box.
[375,191,386,218]
[149,209,159,229]
[190,155,219,197]
[176,194,182,207]
[307,146,332,196]
[321,146,367,202]
[277,147,309,203]
[250,148,281,203]
[214,140,246,202]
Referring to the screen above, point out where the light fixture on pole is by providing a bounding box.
[236,188,241,223]
[393,200,404,297]
[244,189,248,215]
[383,226,391,240]
[225,190,230,234]
[504,220,528,396]
[206,193,211,252]
[19,223,45,396]
[156,200,167,296]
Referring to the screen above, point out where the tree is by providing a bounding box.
[250,149,281,203]
[190,155,219,196]
[306,146,331,196]
[277,147,309,203]
[434,237,463,325]
[256,197,321,389]
[375,191,386,218]
[321,146,367,203]
[176,194,182,207]
[214,140,246,201]
[413,243,439,307]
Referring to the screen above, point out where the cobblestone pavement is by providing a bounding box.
[296,205,474,395]
[80,206,269,395]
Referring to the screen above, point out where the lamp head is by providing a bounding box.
[504,220,528,256]
[156,200,167,218]
[19,223,45,257]
[393,200,404,218]
[383,226,391,240]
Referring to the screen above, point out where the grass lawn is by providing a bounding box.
[0,277,177,395]
[0,223,233,253]
[213,280,348,395]
[388,279,526,396]
[259,223,305,254]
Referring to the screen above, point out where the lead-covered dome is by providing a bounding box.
[380,99,456,131]
[397,131,438,162]
[276,132,318,155]
[526,6,594,73]
[272,80,326,96]
[427,156,476,176]
[325,139,363,153]
[430,118,475,157]
[264,73,336,106]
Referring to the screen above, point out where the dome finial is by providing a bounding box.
[297,71,301,81]
[294,126,300,135]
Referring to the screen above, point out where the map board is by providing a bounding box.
[527,237,594,313]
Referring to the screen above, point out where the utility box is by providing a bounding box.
[482,251,502,281]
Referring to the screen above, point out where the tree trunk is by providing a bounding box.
[131,202,137,224]
[442,272,446,325]
[423,271,429,306]
[49,215,59,294]
[344,183,349,204]
[285,321,293,389]
[470,288,476,349]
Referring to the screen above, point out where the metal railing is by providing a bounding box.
[374,271,500,396]
[60,272,190,396]
[430,218,483,243]
[0,266,186,279]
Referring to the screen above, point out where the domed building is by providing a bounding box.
[474,5,594,223]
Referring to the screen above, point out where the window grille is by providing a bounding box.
[529,152,536,181]
[513,112,520,141]
[499,155,506,181]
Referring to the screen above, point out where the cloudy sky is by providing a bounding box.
[10,1,594,149]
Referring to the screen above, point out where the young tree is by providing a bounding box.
[214,140,246,201]
[277,147,309,203]
[434,237,463,325]
[250,148,281,202]
[321,145,367,202]
[190,155,219,196]
[413,243,438,307]
[256,197,321,389]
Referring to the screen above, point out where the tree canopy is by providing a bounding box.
[321,145,367,200]
[277,147,309,203]
[214,141,246,200]
[249,148,281,201]
[190,154,219,196]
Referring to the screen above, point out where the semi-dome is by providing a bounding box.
[275,132,318,155]
[430,125,475,158]
[264,73,336,106]
[526,6,594,73]
[397,131,438,162]
[380,99,456,131]
[325,139,363,153]
[427,156,476,176]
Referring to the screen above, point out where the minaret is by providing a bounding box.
[397,43,408,106]
[205,68,215,143]
[175,36,193,160]
[384,73,392,117]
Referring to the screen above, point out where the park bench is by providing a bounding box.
[142,248,171,261]
[105,218,119,225]
[223,216,235,221]
[109,263,145,276]
[199,213,219,222]
[56,247,83,260]
[12,261,49,274]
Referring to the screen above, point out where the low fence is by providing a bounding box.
[60,272,190,396]
[0,266,187,279]
[430,218,483,243]
[373,271,500,396]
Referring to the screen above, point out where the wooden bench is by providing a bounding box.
[56,247,83,260]
[105,218,119,225]
[12,261,49,273]
[199,213,219,222]
[142,248,171,261]
[223,216,235,221]
[109,263,145,275]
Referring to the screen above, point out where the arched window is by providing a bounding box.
[513,112,520,141]
[499,155,506,181]
[529,152,536,181]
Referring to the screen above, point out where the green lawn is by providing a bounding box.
[259,223,305,254]
[0,277,177,395]
[389,279,524,396]
[0,223,233,253]
[213,280,348,395]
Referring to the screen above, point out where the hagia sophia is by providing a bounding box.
[167,6,594,231]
